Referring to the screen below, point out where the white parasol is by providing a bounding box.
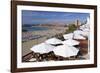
[82,28,89,32]
[30,43,55,54]
[62,39,80,46]
[53,45,79,57]
[74,30,84,35]
[80,17,90,30]
[63,33,74,40]
[73,34,86,40]
[86,17,90,25]
[74,30,89,37]
[45,38,62,45]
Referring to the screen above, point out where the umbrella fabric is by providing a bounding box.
[80,25,89,30]
[30,43,55,54]
[53,45,79,57]
[82,17,90,29]
[74,30,89,37]
[79,25,85,30]
[74,30,84,35]
[62,39,80,46]
[63,33,74,40]
[86,17,90,25]
[73,34,86,40]
[82,28,89,32]
[45,38,62,45]
[85,24,90,29]
[79,17,90,30]
[81,31,89,37]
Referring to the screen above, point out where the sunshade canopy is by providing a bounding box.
[45,38,62,45]
[53,45,79,57]
[73,34,86,40]
[74,30,89,37]
[30,43,55,54]
[62,39,80,46]
[63,33,74,40]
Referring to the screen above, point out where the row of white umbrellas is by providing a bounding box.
[63,28,89,40]
[63,30,88,40]
[45,37,79,46]
[31,37,80,57]
[30,17,90,57]
[63,32,86,40]
[63,18,90,40]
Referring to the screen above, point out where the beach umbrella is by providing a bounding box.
[86,17,90,25]
[63,33,74,40]
[73,34,86,40]
[53,45,79,57]
[82,28,89,32]
[79,25,85,30]
[74,30,89,37]
[82,31,89,37]
[45,38,62,45]
[74,30,84,35]
[85,24,90,29]
[83,17,90,29]
[79,17,90,30]
[62,39,80,46]
[30,43,55,54]
[80,24,89,30]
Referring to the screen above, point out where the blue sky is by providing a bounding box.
[22,10,89,25]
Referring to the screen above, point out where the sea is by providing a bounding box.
[23,26,49,32]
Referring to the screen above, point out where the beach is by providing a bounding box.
[22,26,68,56]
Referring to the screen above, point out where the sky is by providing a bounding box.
[22,10,90,25]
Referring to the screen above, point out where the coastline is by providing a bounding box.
[22,26,68,56]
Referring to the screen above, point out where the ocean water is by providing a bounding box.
[23,26,49,31]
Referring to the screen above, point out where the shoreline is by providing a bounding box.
[22,26,68,56]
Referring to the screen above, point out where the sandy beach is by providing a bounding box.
[22,26,68,56]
